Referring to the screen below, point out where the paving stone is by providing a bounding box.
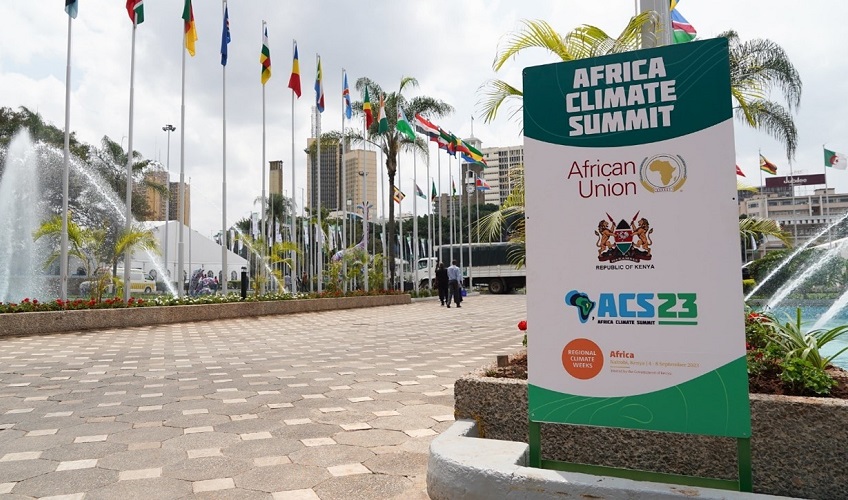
[289,444,375,468]
[162,456,251,481]
[369,415,439,432]
[313,473,413,500]
[192,477,235,493]
[0,458,59,482]
[40,442,126,461]
[108,425,183,444]
[162,431,242,451]
[85,477,192,500]
[234,463,330,492]
[98,448,185,470]
[11,468,119,498]
[333,429,408,447]
[272,489,320,500]
[364,451,429,476]
[222,437,303,461]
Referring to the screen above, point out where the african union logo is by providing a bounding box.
[595,212,653,263]
[639,154,686,193]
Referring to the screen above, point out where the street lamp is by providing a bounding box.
[358,170,369,292]
[162,124,176,290]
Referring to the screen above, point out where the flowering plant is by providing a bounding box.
[518,320,527,346]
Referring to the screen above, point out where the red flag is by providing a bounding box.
[736,165,746,177]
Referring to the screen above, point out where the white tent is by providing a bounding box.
[133,221,248,284]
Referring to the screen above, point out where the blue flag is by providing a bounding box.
[221,5,231,66]
[343,71,352,120]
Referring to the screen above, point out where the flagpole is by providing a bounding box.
[398,158,404,290]
[341,68,348,292]
[178,16,187,298]
[316,54,323,293]
[412,152,419,294]
[824,143,831,244]
[427,159,432,289]
[290,40,298,290]
[458,156,464,271]
[380,148,387,290]
[467,163,473,289]
[123,15,139,302]
[60,11,73,301]
[438,151,442,257]
[221,0,228,295]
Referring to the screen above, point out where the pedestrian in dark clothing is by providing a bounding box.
[447,260,463,308]
[435,263,449,306]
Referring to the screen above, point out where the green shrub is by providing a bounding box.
[764,308,848,371]
[780,357,836,395]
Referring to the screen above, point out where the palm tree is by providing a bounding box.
[109,225,159,280]
[33,213,103,278]
[349,77,453,286]
[723,30,802,159]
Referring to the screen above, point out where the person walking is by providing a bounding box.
[446,260,463,308]
[435,262,449,306]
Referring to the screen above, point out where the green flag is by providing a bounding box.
[396,107,416,141]
[377,94,388,134]
[825,148,847,170]
[431,180,438,201]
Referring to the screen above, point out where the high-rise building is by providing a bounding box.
[269,160,284,196]
[142,168,169,221]
[306,137,342,211]
[481,145,524,206]
[343,149,378,218]
[168,181,190,226]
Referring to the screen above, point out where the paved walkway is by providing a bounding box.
[0,294,526,499]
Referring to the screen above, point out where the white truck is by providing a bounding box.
[408,242,526,294]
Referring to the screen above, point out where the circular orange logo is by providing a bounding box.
[561,338,603,379]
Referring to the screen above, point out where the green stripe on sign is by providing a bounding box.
[659,321,698,325]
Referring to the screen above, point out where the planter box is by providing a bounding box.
[455,372,848,499]
[0,295,410,337]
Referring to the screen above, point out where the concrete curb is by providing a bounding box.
[0,294,411,337]
[427,419,791,500]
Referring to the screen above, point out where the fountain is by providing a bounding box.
[0,129,176,302]
[232,227,285,292]
[0,131,49,302]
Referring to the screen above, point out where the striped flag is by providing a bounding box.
[363,86,374,129]
[431,180,438,202]
[65,0,78,19]
[736,165,746,177]
[377,94,388,134]
[183,0,197,56]
[670,1,696,44]
[343,71,352,120]
[126,0,143,24]
[396,107,416,141]
[314,55,325,113]
[260,24,271,85]
[759,154,777,175]
[393,185,405,204]
[220,4,230,66]
[413,114,440,139]
[825,148,848,170]
[415,183,426,199]
[476,176,491,191]
[288,41,301,97]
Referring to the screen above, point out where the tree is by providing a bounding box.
[349,77,453,286]
[33,213,103,279]
[723,30,802,159]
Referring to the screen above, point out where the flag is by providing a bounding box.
[440,129,458,157]
[413,114,439,139]
[260,24,271,85]
[476,176,491,191]
[363,86,374,129]
[342,71,352,120]
[451,178,456,195]
[314,223,326,247]
[454,137,471,156]
[736,165,746,177]
[288,41,302,97]
[377,94,388,134]
[393,185,405,204]
[825,148,848,170]
[183,0,197,56]
[431,180,438,202]
[670,9,696,44]
[220,4,230,66]
[415,183,426,199]
[314,56,325,113]
[466,142,487,165]
[65,0,78,19]
[397,107,416,141]
[126,0,143,24]
[759,154,778,175]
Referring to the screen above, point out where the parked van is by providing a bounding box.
[79,268,156,296]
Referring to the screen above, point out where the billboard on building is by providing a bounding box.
[764,174,826,188]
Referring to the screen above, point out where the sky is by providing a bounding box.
[2,1,847,238]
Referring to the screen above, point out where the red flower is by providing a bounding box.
[518,320,527,331]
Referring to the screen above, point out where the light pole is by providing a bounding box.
[359,170,369,292]
[162,124,175,291]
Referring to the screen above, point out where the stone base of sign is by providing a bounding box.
[427,419,786,500]
[453,366,847,499]
[0,294,411,337]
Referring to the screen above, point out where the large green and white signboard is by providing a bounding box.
[525,38,751,438]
